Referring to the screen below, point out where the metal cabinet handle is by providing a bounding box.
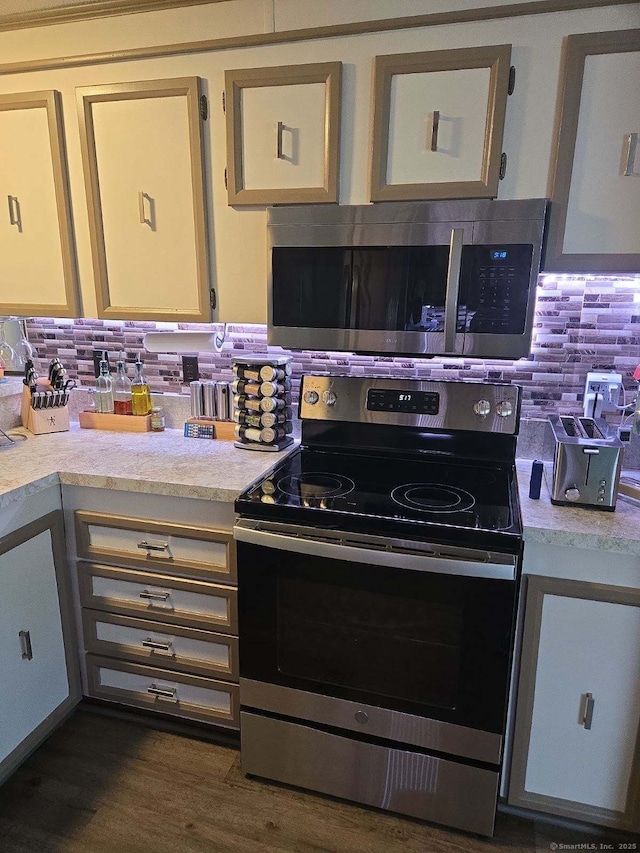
[443,227,465,353]
[620,133,638,176]
[139,589,170,601]
[19,630,33,660]
[137,540,169,553]
[276,121,284,159]
[147,684,178,701]
[430,110,440,152]
[581,692,595,730]
[142,638,173,652]
[7,195,21,230]
[583,448,600,455]
[138,191,152,226]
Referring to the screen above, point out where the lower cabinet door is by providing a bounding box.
[509,576,640,831]
[0,513,80,781]
[86,654,240,729]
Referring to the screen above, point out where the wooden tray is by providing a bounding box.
[79,411,152,432]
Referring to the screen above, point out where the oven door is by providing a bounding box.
[235,520,518,763]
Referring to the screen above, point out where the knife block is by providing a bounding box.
[21,387,70,435]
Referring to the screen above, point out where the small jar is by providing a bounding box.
[85,388,97,413]
[150,406,165,432]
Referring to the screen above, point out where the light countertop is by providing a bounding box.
[1,425,639,556]
[516,458,640,557]
[0,424,294,509]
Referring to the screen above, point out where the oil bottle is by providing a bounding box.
[131,353,152,416]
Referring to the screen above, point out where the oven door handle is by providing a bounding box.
[234,523,515,581]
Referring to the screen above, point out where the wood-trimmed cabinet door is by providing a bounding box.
[509,575,640,832]
[0,90,80,317]
[0,511,81,785]
[544,30,640,273]
[76,77,212,322]
[370,45,511,202]
[224,62,342,205]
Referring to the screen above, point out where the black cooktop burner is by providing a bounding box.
[278,473,355,500]
[236,445,521,548]
[391,483,476,514]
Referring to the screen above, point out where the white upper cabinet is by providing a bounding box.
[0,90,79,318]
[544,30,640,273]
[225,62,342,205]
[76,77,212,322]
[370,45,511,201]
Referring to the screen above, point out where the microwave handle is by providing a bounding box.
[443,228,464,353]
[349,258,360,329]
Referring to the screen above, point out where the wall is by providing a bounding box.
[25,272,640,421]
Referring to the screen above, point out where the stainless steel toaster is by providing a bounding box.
[548,415,624,510]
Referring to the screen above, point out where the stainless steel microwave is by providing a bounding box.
[267,198,548,359]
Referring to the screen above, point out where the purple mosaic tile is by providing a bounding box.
[24,274,640,420]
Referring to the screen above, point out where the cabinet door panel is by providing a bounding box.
[77,78,211,322]
[242,83,326,190]
[509,575,640,831]
[387,67,490,186]
[0,529,69,762]
[544,30,640,273]
[526,594,640,811]
[563,52,640,256]
[0,91,78,317]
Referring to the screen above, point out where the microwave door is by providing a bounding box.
[351,229,465,356]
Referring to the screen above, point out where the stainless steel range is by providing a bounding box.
[234,375,523,836]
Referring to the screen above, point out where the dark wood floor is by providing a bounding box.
[0,707,635,853]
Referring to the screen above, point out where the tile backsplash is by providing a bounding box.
[25,273,640,421]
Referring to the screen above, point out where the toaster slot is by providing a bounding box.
[560,417,581,437]
[578,418,603,440]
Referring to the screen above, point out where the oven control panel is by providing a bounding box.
[299,375,520,434]
[366,389,439,415]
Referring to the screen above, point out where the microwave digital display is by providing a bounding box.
[491,250,508,260]
[367,389,440,414]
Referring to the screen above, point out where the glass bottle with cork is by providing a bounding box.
[131,353,152,416]
[113,353,133,415]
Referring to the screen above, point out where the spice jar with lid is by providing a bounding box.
[150,406,165,432]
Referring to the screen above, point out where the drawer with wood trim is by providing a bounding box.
[82,609,239,682]
[86,654,240,729]
[77,562,237,634]
[74,511,236,584]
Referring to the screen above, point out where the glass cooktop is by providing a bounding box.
[236,446,521,546]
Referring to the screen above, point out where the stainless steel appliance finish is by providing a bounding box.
[548,415,624,510]
[267,198,547,359]
[240,678,502,764]
[241,711,500,837]
[299,375,520,433]
[235,375,522,836]
[215,381,231,421]
[234,518,517,581]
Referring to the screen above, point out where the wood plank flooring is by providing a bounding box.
[0,707,635,853]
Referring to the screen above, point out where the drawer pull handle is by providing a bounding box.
[137,540,169,553]
[581,692,595,730]
[276,120,284,159]
[620,132,638,176]
[147,684,178,701]
[19,630,33,660]
[139,590,170,601]
[142,639,173,652]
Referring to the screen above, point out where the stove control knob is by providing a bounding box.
[565,487,581,502]
[303,390,319,405]
[322,390,337,406]
[473,399,491,417]
[496,401,513,418]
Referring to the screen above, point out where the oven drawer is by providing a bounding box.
[87,655,239,728]
[82,609,238,681]
[77,562,238,634]
[241,711,499,836]
[75,511,236,584]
